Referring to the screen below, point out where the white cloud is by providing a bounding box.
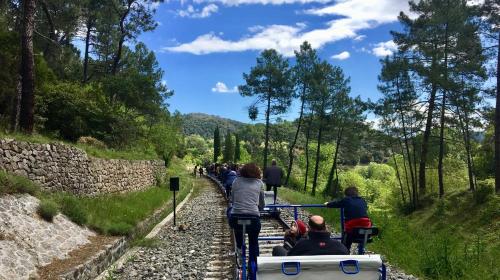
[331,51,350,60]
[177,4,219,18]
[212,82,238,93]
[193,0,329,6]
[165,0,410,56]
[353,35,366,41]
[372,40,397,57]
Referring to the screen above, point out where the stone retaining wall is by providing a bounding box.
[0,139,165,196]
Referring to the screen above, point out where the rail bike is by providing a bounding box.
[206,174,386,280]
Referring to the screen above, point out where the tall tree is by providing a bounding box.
[223,132,234,162]
[111,0,157,75]
[310,61,350,196]
[19,0,36,134]
[285,41,318,186]
[482,0,500,194]
[234,134,241,162]
[239,49,293,169]
[376,53,421,207]
[213,126,221,163]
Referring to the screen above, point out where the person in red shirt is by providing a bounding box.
[324,186,372,251]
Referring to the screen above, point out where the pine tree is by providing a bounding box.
[239,49,293,169]
[285,41,318,187]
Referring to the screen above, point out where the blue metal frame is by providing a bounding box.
[260,204,345,242]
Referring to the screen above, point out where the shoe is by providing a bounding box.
[235,248,242,267]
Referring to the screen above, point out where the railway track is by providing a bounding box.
[203,175,304,280]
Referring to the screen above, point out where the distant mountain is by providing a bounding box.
[182,113,247,138]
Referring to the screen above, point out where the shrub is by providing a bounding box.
[77,136,107,149]
[474,180,494,204]
[37,199,59,222]
[60,196,87,225]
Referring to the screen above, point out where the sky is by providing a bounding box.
[138,0,413,123]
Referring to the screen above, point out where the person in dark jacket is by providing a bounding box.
[229,163,265,270]
[272,219,308,256]
[223,165,238,198]
[324,186,372,251]
[263,159,283,204]
[287,215,348,256]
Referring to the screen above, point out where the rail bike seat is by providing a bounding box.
[257,254,385,280]
[350,227,379,245]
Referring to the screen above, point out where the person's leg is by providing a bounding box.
[266,184,271,192]
[247,219,261,264]
[273,185,278,204]
[343,232,353,253]
[230,217,243,249]
[272,246,288,256]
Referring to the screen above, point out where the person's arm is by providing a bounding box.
[325,198,345,208]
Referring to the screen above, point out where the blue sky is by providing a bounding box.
[138,0,412,123]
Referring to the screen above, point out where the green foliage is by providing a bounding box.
[37,199,59,222]
[59,196,88,226]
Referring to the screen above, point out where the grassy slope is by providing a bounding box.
[278,187,499,280]
[0,157,195,236]
[0,131,159,160]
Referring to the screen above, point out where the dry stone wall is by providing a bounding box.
[0,139,165,196]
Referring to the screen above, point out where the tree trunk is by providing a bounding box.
[40,0,57,63]
[438,21,450,199]
[326,125,343,196]
[461,110,475,191]
[495,32,500,195]
[285,91,306,186]
[438,91,446,198]
[263,94,271,170]
[304,118,311,192]
[396,78,417,199]
[111,2,132,75]
[399,139,414,207]
[312,113,324,196]
[419,82,437,197]
[19,0,36,134]
[393,152,406,204]
[83,17,93,83]
[10,75,22,132]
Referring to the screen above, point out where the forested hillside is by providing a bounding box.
[182,113,246,138]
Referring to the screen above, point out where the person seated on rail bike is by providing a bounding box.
[272,219,308,256]
[324,186,372,251]
[287,215,349,256]
[223,164,238,198]
[263,159,284,204]
[229,163,265,271]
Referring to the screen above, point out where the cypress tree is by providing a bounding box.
[223,132,234,162]
[234,134,241,162]
[213,126,221,163]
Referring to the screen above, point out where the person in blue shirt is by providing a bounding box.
[324,186,372,251]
